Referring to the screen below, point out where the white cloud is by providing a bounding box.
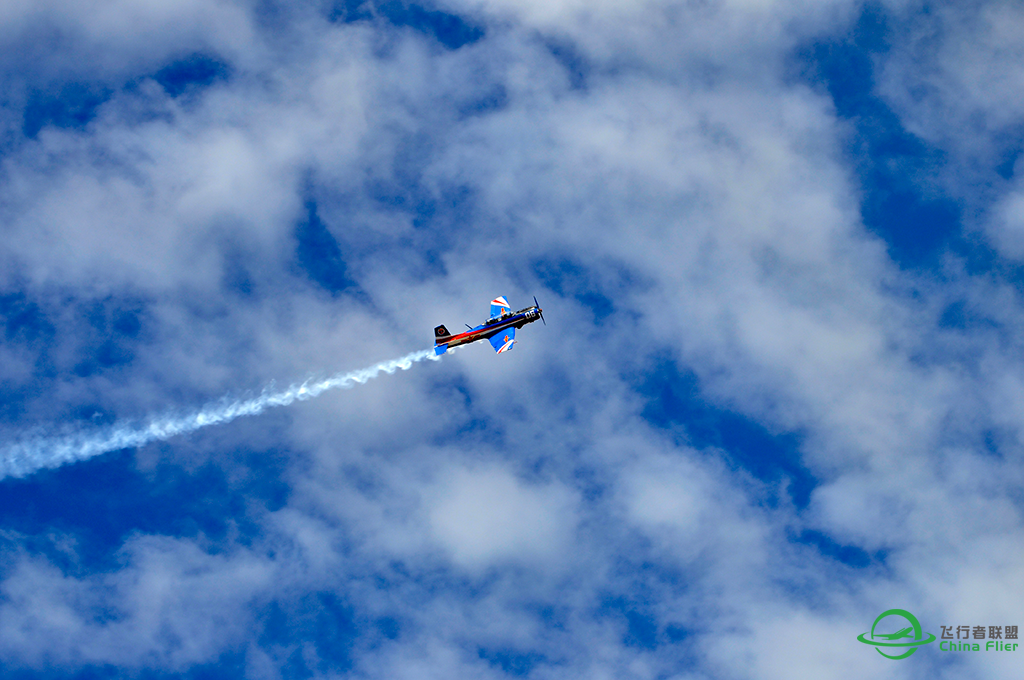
[0,535,275,669]
[426,464,578,570]
[875,1,1024,260]
[0,0,257,81]
[4,0,1024,678]
[878,1,1024,154]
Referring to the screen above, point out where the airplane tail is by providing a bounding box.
[434,325,451,355]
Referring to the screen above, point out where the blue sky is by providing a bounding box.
[2,0,1024,678]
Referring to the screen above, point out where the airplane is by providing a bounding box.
[434,296,544,356]
[874,627,914,640]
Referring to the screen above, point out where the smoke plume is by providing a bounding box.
[1,349,440,479]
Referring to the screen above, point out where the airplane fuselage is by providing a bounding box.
[435,305,542,354]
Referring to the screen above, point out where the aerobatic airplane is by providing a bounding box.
[434,296,545,356]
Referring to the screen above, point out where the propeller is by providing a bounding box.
[534,296,546,325]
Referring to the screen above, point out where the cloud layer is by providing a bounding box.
[2,1,1023,678]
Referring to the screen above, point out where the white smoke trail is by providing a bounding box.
[1,348,440,479]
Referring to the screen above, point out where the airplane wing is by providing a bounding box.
[490,296,511,318]
[489,327,516,354]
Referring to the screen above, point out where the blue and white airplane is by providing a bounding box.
[434,296,545,356]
